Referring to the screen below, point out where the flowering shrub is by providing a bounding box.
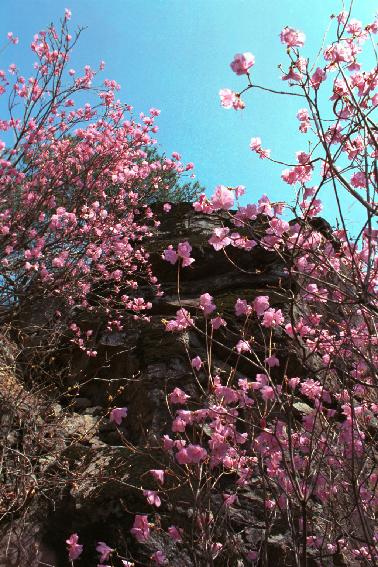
[0,12,197,355]
[151,6,378,566]
[2,5,378,567]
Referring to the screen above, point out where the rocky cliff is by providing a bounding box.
[0,204,321,567]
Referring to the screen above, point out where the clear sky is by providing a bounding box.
[1,0,376,229]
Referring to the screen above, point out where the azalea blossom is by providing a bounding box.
[249,137,271,159]
[176,444,207,465]
[280,26,305,48]
[351,171,367,188]
[223,493,238,506]
[262,308,284,328]
[209,227,231,250]
[191,356,202,370]
[211,316,227,330]
[219,88,245,110]
[66,533,83,561]
[151,551,167,565]
[96,542,113,563]
[253,295,270,316]
[311,67,326,89]
[265,355,280,367]
[230,52,255,75]
[199,292,216,316]
[109,407,128,425]
[130,515,150,543]
[149,469,165,484]
[143,490,161,507]
[162,241,194,267]
[235,298,253,317]
[236,339,251,354]
[165,308,194,332]
[168,525,183,542]
[211,185,234,210]
[7,31,19,45]
[169,387,189,404]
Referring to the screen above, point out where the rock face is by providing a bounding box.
[0,204,316,566]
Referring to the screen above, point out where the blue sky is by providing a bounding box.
[1,0,376,229]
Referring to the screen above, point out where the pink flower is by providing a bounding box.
[219,88,245,110]
[169,387,189,404]
[249,137,271,159]
[253,295,270,316]
[265,355,280,367]
[250,137,262,152]
[262,308,284,328]
[211,185,234,210]
[230,52,255,75]
[65,8,72,20]
[191,356,202,370]
[66,533,83,561]
[199,293,216,316]
[193,194,214,214]
[297,108,309,122]
[311,67,326,89]
[177,241,195,267]
[209,227,231,251]
[281,66,302,82]
[261,385,275,401]
[235,298,252,317]
[236,340,251,354]
[151,551,167,565]
[162,241,194,267]
[297,108,310,132]
[96,542,113,562]
[232,96,245,110]
[346,18,363,36]
[168,525,183,542]
[219,88,237,108]
[163,203,171,212]
[163,245,178,264]
[109,407,128,425]
[130,515,150,542]
[211,543,223,558]
[251,374,268,390]
[223,493,237,506]
[350,171,367,188]
[7,32,19,45]
[234,185,246,198]
[149,469,165,484]
[165,309,194,332]
[324,43,353,65]
[162,434,175,451]
[211,316,226,330]
[280,27,305,48]
[288,377,301,390]
[144,490,161,507]
[176,444,207,465]
[300,379,322,400]
[281,168,299,185]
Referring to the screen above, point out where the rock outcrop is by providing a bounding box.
[0,204,319,566]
